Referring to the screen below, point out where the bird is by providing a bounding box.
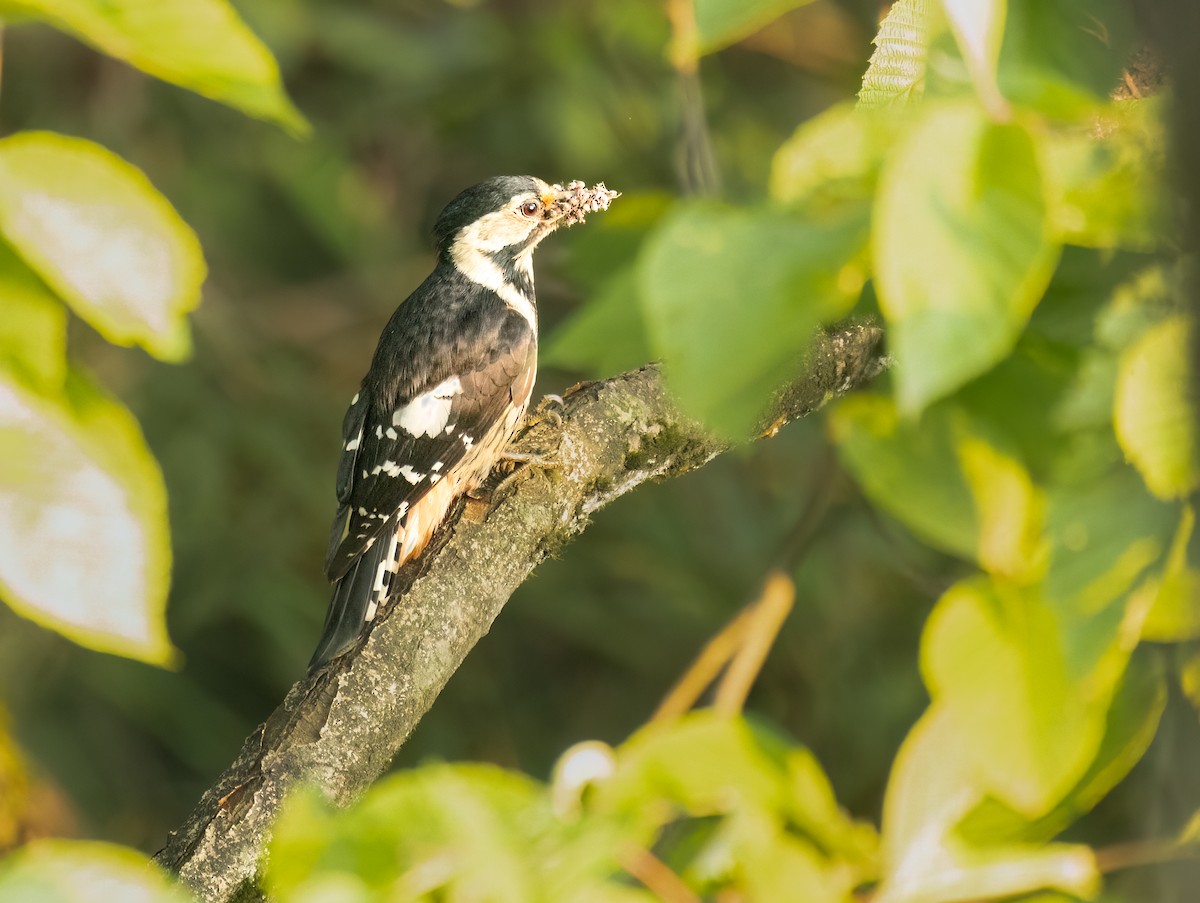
[308,175,617,672]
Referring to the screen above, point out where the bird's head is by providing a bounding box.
[433,175,569,264]
[433,176,617,287]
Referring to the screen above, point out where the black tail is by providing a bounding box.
[307,534,391,673]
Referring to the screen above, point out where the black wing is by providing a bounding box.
[324,300,536,581]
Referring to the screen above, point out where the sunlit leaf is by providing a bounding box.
[1042,467,1175,655]
[958,648,1166,844]
[0,133,205,362]
[0,240,66,394]
[1114,315,1200,500]
[694,0,817,55]
[640,202,867,437]
[873,102,1059,412]
[940,0,1009,117]
[0,0,307,133]
[270,765,563,902]
[921,578,1109,816]
[0,840,194,903]
[0,370,175,664]
[829,394,1041,577]
[1044,99,1168,249]
[770,104,897,208]
[1142,505,1200,641]
[858,0,930,109]
[879,707,1099,903]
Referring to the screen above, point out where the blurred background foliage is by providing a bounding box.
[0,0,1198,900]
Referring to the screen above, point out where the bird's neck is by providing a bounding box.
[446,243,537,333]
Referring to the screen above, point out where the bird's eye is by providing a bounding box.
[520,200,541,218]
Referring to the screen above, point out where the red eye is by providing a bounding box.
[520,200,541,217]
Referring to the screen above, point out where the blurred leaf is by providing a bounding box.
[921,578,1109,815]
[858,0,930,109]
[543,267,653,377]
[0,241,66,394]
[270,765,614,903]
[1182,650,1200,713]
[998,0,1134,119]
[1042,467,1175,634]
[0,133,206,362]
[879,707,1099,903]
[0,0,307,133]
[1114,315,1200,500]
[600,713,788,818]
[958,648,1166,845]
[694,0,817,55]
[770,104,897,208]
[640,202,866,437]
[1142,505,1200,641]
[1044,100,1168,249]
[830,394,1041,576]
[874,103,1059,412]
[941,0,1008,116]
[0,370,175,665]
[0,840,193,903]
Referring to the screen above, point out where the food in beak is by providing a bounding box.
[552,180,620,226]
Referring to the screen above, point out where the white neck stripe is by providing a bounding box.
[450,243,537,333]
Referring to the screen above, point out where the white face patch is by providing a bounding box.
[394,375,462,438]
[448,188,553,333]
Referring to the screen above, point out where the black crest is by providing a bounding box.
[432,175,540,253]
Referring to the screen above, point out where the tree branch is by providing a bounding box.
[155,322,887,902]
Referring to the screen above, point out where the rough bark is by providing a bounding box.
[155,322,887,903]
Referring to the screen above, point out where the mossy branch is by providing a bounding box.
[155,322,887,903]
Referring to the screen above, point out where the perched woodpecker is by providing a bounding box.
[309,175,617,671]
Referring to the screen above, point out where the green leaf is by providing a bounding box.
[858,0,930,109]
[542,267,653,377]
[941,0,1009,117]
[0,839,194,903]
[694,0,817,55]
[1114,315,1200,500]
[873,102,1059,412]
[879,707,1099,903]
[0,0,307,133]
[269,765,552,902]
[0,369,176,665]
[998,0,1134,119]
[1143,505,1200,641]
[1044,100,1168,250]
[829,394,1042,577]
[0,240,66,394]
[770,104,898,208]
[921,577,1108,815]
[640,202,867,437]
[0,133,206,362]
[958,649,1166,845]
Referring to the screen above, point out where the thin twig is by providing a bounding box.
[713,571,795,715]
[620,845,704,903]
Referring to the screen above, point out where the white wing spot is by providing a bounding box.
[394,376,463,438]
[385,427,398,440]
[345,430,362,452]
[462,434,474,449]
[398,465,423,484]
[429,473,442,484]
[432,461,444,471]
[351,392,360,404]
